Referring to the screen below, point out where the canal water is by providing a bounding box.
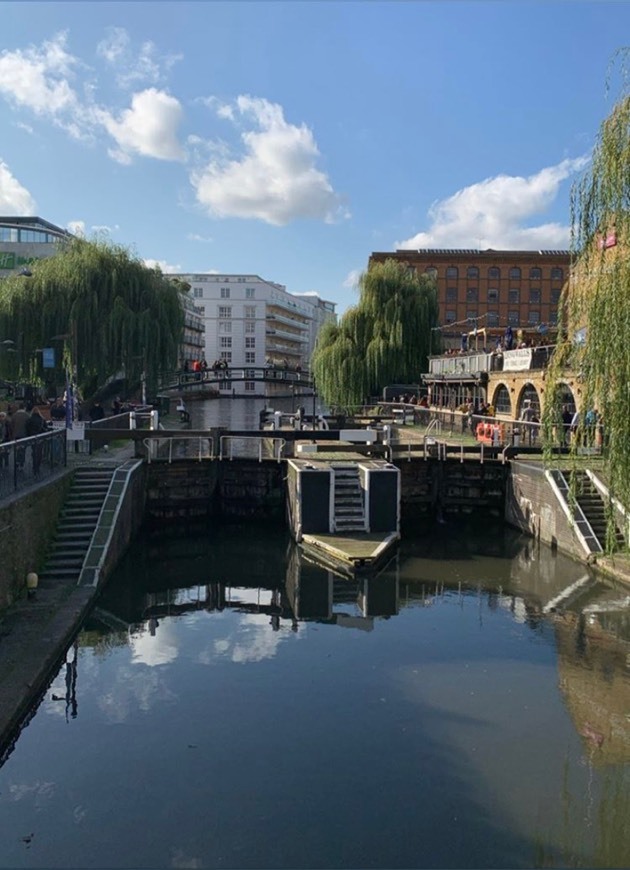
[2,520,630,868]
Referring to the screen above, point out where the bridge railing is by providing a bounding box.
[158,366,312,390]
[0,429,67,499]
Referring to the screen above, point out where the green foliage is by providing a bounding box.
[312,259,439,409]
[0,237,184,396]
[543,81,630,540]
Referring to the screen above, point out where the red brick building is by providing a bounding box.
[369,248,570,339]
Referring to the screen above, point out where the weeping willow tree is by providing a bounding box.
[543,75,630,538]
[312,259,439,409]
[0,237,184,397]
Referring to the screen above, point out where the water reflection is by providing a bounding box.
[4,525,630,868]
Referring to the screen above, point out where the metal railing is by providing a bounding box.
[219,435,286,463]
[144,436,215,464]
[0,429,67,499]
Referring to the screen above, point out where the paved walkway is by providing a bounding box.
[0,441,135,758]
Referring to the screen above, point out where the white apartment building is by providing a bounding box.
[292,292,337,361]
[175,273,316,396]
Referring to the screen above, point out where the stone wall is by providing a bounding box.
[0,471,73,609]
[506,460,583,559]
[397,459,507,519]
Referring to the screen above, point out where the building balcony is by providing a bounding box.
[265,327,308,343]
[266,311,309,331]
[427,344,557,378]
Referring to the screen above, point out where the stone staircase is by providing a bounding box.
[574,471,625,552]
[332,464,366,533]
[38,465,117,587]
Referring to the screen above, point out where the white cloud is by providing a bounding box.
[0,32,79,120]
[15,121,34,134]
[97,27,182,89]
[191,95,347,225]
[396,157,589,250]
[67,220,85,235]
[91,223,119,234]
[97,88,184,163]
[143,258,182,273]
[187,232,213,242]
[0,160,36,213]
[343,269,361,289]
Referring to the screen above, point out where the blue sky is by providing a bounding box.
[0,2,627,312]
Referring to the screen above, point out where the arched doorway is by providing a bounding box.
[517,383,541,419]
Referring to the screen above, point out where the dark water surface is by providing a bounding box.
[2,522,630,869]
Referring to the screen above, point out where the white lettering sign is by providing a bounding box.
[503,348,533,372]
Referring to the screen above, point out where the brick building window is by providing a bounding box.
[509,267,521,280]
[445,310,456,323]
[494,385,512,415]
[488,266,500,279]
[466,309,478,320]
[446,266,458,279]
[528,310,540,324]
[467,266,479,279]
[487,311,499,326]
[529,267,542,279]
[508,310,519,325]
[529,289,541,303]
[466,287,478,302]
[487,288,499,303]
[508,289,519,304]
[446,287,457,302]
[549,309,558,324]
[551,267,564,281]
[550,288,562,304]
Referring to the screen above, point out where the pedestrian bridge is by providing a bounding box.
[159,366,314,392]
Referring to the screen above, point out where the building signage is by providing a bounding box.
[503,348,533,371]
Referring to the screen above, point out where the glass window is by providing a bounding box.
[424,267,438,278]
[487,288,499,303]
[508,289,519,304]
[446,266,458,279]
[494,385,511,415]
[509,267,521,280]
[528,310,540,324]
[220,287,230,298]
[245,321,256,334]
[245,288,255,298]
[220,351,232,363]
[549,309,558,325]
[551,267,564,281]
[445,310,456,323]
[466,287,478,302]
[466,309,478,320]
[245,352,256,364]
[446,287,457,302]
[193,287,203,298]
[467,266,479,279]
[219,321,232,333]
[244,306,256,319]
[244,381,256,391]
[219,379,231,390]
[529,267,542,280]
[529,289,541,303]
[488,266,500,279]
[245,337,255,349]
[550,288,562,304]
[220,337,232,349]
[196,306,205,316]
[218,306,231,318]
[508,310,519,325]
[487,311,499,326]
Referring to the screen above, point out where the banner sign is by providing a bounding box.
[503,348,533,372]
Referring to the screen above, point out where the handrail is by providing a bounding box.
[545,468,603,555]
[219,435,286,463]
[143,435,215,464]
